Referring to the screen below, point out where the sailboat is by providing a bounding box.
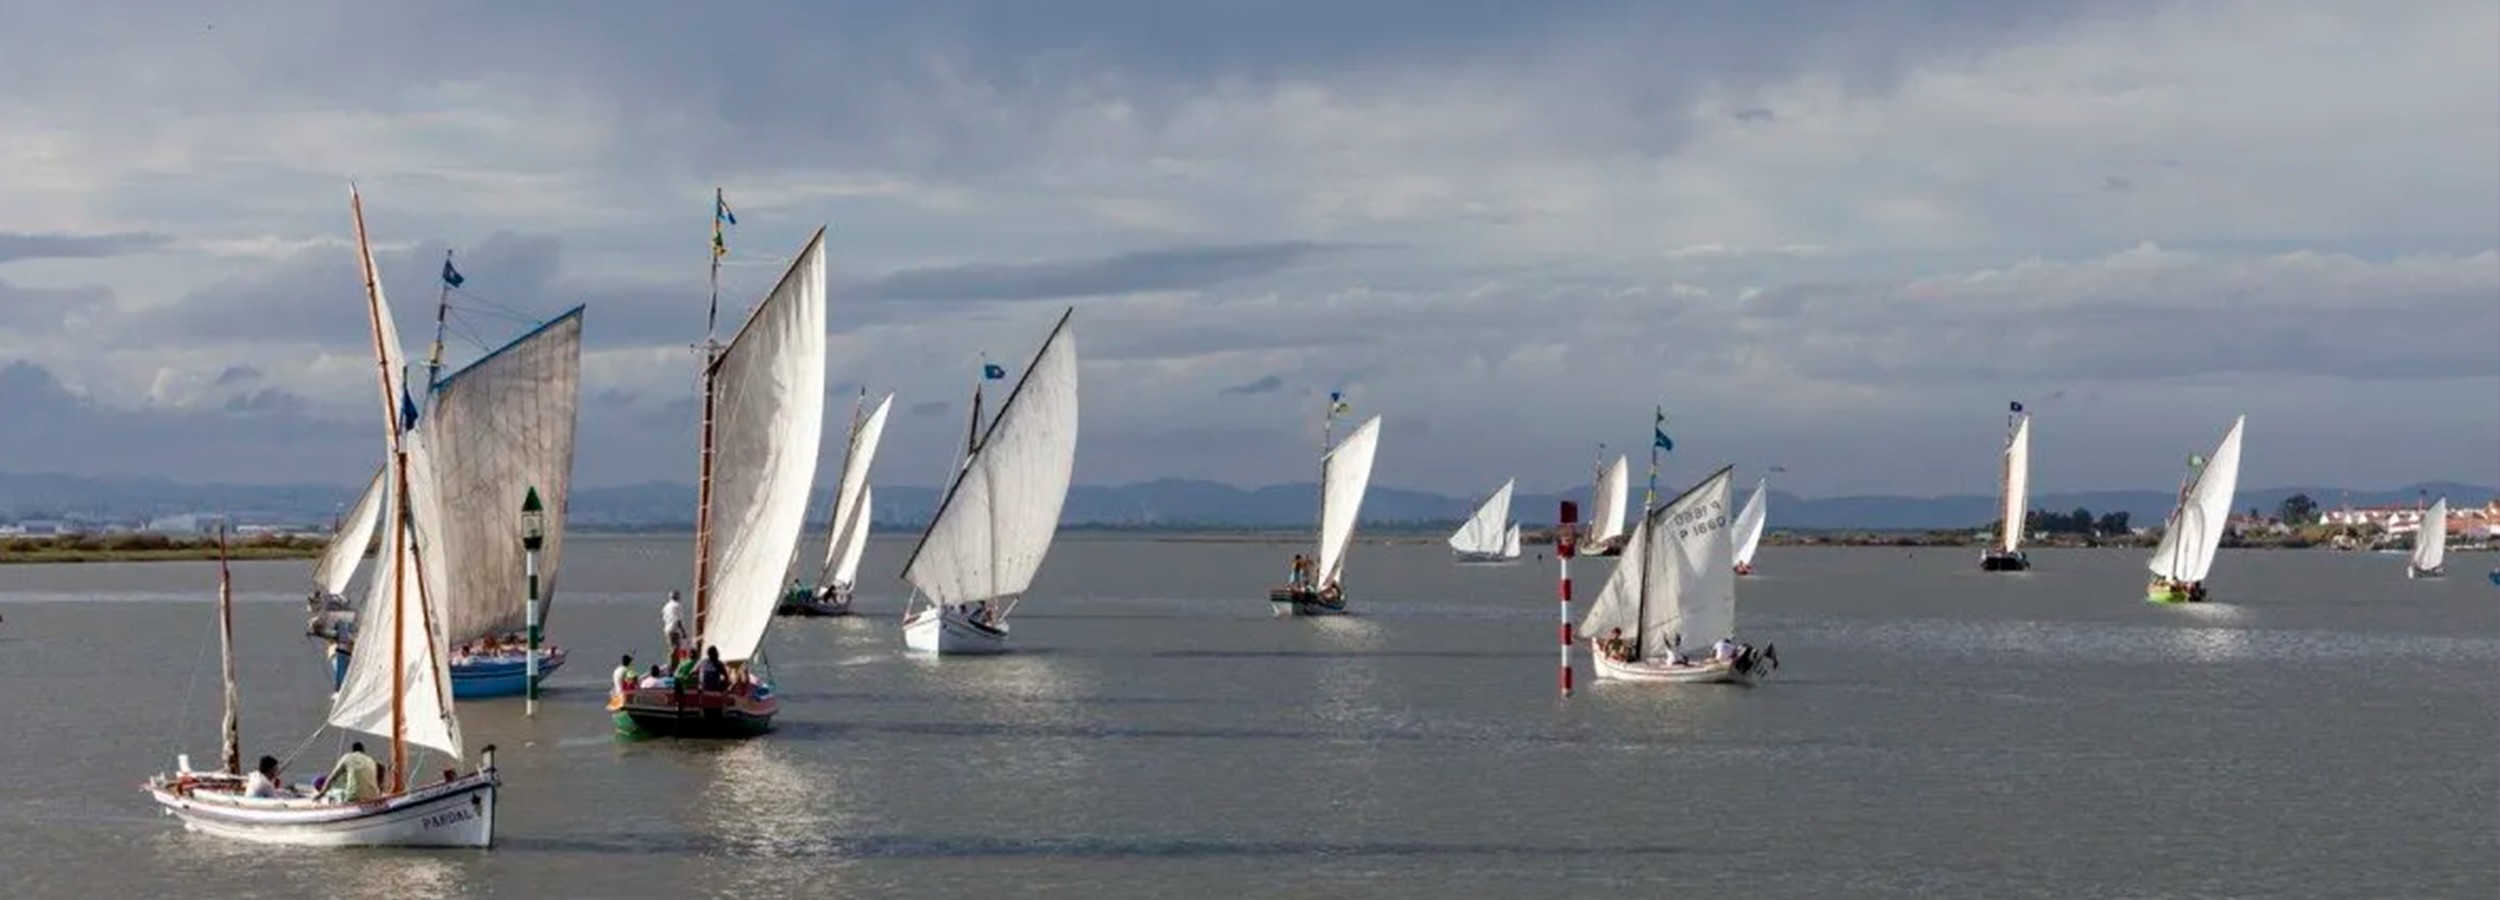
[1730,477,1768,576]
[147,192,499,847]
[2146,415,2246,604]
[2407,497,2448,579]
[782,391,895,616]
[1581,465,1778,684]
[1270,397,1381,615]
[305,467,384,639]
[898,309,1080,655]
[321,305,585,698]
[1578,454,1631,556]
[614,220,828,737]
[1449,479,1520,564]
[1981,404,2033,572]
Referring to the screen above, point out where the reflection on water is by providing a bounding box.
[697,740,856,895]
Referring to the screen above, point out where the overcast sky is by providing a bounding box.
[1,0,2493,498]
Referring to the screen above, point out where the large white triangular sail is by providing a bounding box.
[2412,498,2449,573]
[2000,416,2032,554]
[1448,479,1515,555]
[1590,456,1630,544]
[313,467,386,597]
[1315,416,1383,588]
[818,392,894,589]
[834,484,874,586]
[902,310,1080,611]
[1579,466,1737,659]
[696,230,830,664]
[326,205,460,760]
[1730,477,1768,568]
[408,309,583,644]
[2146,415,2246,583]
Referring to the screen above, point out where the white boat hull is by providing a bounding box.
[2408,565,2445,579]
[146,767,498,848]
[1590,646,1768,685]
[903,606,1010,655]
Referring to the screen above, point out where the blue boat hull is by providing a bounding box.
[328,646,566,699]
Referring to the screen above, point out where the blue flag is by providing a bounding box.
[2010,400,2024,413]
[982,363,1006,380]
[1653,408,1672,451]
[398,385,421,431]
[440,258,464,288]
[716,194,736,226]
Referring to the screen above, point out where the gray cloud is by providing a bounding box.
[858,242,1349,302]
[0,232,171,265]
[1218,374,1285,396]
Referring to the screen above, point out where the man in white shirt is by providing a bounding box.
[661,591,687,653]
[244,755,285,799]
[1712,637,1738,663]
[611,654,636,699]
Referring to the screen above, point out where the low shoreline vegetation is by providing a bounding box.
[0,532,326,564]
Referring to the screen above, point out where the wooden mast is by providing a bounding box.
[216,525,240,776]
[691,187,730,644]
[350,187,411,793]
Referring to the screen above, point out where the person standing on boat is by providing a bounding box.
[661,590,687,654]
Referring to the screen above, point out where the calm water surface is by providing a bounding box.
[1,537,2492,898]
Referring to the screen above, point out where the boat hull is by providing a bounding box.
[1451,551,1517,565]
[2406,566,2444,580]
[1979,550,2030,572]
[1268,588,1348,616]
[2145,581,2206,604]
[329,646,566,699]
[777,587,855,617]
[146,768,498,848]
[903,606,1010,654]
[1589,648,1770,685]
[612,687,778,739]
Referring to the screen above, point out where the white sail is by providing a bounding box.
[313,467,386,597]
[834,484,874,587]
[1578,515,1645,640]
[902,311,1080,609]
[1315,415,1383,588]
[328,448,462,761]
[820,393,894,588]
[1581,467,1737,658]
[2412,498,2449,572]
[1447,479,1515,555]
[1591,456,1630,543]
[1730,477,1768,567]
[2146,415,2246,583]
[2001,416,2031,553]
[697,230,830,664]
[407,309,583,643]
[1503,523,1522,559]
[328,221,459,759]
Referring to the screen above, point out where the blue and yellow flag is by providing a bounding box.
[1328,390,1350,416]
[712,190,735,259]
[1652,409,1673,451]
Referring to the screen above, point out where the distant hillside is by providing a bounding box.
[1,470,2488,532]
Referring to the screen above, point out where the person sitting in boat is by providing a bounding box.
[1599,628,1630,661]
[244,755,287,799]
[696,646,731,693]
[1712,637,1739,663]
[638,664,672,689]
[2186,582,2208,603]
[661,590,688,653]
[322,742,383,802]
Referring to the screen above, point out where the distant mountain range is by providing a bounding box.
[3,470,2490,532]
